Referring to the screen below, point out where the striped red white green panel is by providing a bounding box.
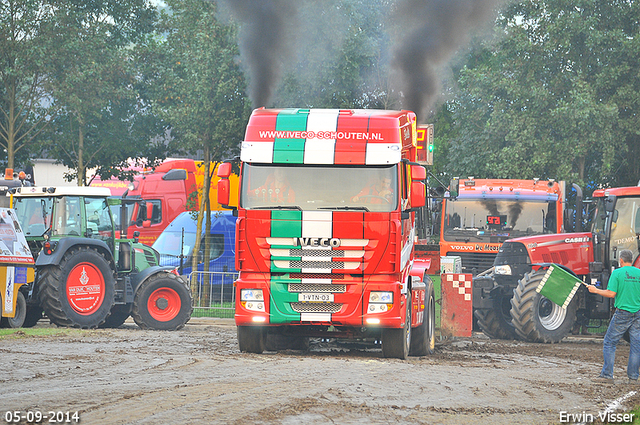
[266,210,368,323]
[241,108,405,165]
[267,210,367,274]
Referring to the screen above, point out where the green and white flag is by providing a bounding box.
[536,265,583,309]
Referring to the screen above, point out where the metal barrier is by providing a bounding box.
[187,270,238,316]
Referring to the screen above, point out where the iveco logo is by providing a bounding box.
[294,237,341,247]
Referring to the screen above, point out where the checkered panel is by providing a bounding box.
[445,273,472,302]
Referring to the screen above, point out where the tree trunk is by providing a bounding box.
[77,120,85,186]
[6,79,16,171]
[202,146,212,306]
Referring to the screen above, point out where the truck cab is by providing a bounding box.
[124,159,239,246]
[440,178,563,274]
[218,108,434,359]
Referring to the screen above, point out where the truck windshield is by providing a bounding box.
[13,196,54,237]
[442,197,557,242]
[240,164,398,212]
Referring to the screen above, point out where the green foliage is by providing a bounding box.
[0,0,59,169]
[37,0,167,185]
[442,0,640,191]
[139,0,250,160]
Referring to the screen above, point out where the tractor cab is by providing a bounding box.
[11,187,117,258]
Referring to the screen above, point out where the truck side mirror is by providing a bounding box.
[146,202,153,220]
[217,162,232,207]
[411,165,426,181]
[217,162,232,178]
[410,181,426,208]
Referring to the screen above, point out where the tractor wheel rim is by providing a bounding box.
[429,296,436,350]
[148,288,181,322]
[538,297,567,330]
[66,262,106,315]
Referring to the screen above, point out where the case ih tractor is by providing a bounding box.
[10,186,192,330]
[473,185,640,342]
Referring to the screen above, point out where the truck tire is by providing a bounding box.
[99,304,133,328]
[22,305,43,328]
[510,269,577,343]
[475,294,520,340]
[131,273,193,330]
[38,247,115,329]
[382,295,411,359]
[410,281,436,356]
[238,325,267,353]
[0,291,26,328]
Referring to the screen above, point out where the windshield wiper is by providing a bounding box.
[318,206,370,212]
[252,205,302,211]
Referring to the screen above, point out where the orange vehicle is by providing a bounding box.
[440,178,564,274]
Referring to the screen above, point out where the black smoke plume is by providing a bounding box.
[220,0,300,108]
[391,0,507,120]
[508,202,523,227]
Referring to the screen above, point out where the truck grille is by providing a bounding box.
[446,251,496,275]
[287,249,345,257]
[288,283,347,293]
[268,239,367,273]
[290,302,343,313]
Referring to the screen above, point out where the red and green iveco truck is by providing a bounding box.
[217,108,435,359]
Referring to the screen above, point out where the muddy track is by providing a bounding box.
[1,318,638,425]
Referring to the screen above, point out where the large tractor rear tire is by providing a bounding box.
[238,325,267,353]
[22,305,43,328]
[410,281,436,356]
[475,293,520,340]
[131,273,193,330]
[382,295,411,359]
[99,304,133,328]
[0,291,26,328]
[510,269,577,343]
[38,247,115,329]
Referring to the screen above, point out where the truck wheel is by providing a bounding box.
[510,269,577,343]
[131,273,193,330]
[22,305,43,328]
[38,247,115,329]
[475,294,520,340]
[99,304,133,328]
[410,281,436,356]
[0,291,26,328]
[382,295,411,359]
[238,325,267,353]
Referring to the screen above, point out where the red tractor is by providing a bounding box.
[473,185,640,342]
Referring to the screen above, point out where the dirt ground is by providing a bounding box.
[1,318,639,425]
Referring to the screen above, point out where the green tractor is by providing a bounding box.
[10,186,192,330]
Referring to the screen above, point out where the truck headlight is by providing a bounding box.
[369,291,393,303]
[240,289,265,312]
[368,291,393,314]
[494,265,512,275]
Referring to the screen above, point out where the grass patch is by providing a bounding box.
[627,406,640,425]
[192,305,234,319]
[0,327,88,339]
